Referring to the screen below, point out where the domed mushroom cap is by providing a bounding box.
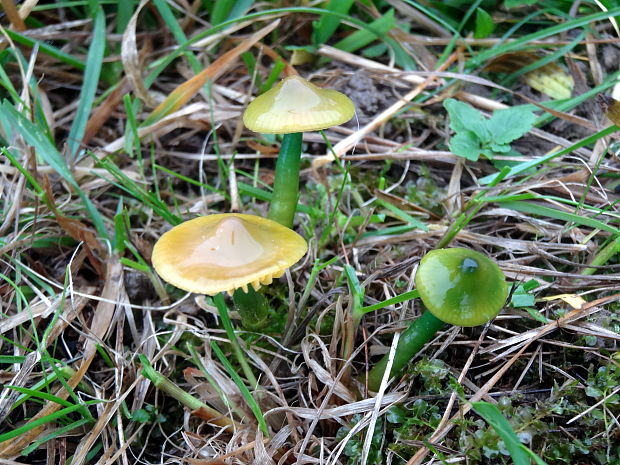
[415,248,507,327]
[152,213,308,295]
[243,75,354,134]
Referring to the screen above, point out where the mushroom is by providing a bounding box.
[243,75,354,227]
[152,213,308,296]
[366,248,508,391]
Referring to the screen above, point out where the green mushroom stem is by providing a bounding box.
[267,132,303,228]
[366,310,445,391]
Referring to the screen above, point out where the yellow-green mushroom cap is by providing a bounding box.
[242,75,354,134]
[414,248,508,327]
[152,213,308,295]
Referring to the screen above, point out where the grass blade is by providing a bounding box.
[333,9,395,53]
[67,7,106,160]
[500,200,619,236]
[472,401,549,465]
[312,0,355,45]
[0,102,108,238]
[210,341,269,436]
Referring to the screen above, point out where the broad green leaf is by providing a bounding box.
[444,99,490,142]
[487,107,536,146]
[489,143,512,153]
[474,8,494,39]
[511,291,535,308]
[450,131,481,161]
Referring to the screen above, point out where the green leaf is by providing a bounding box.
[487,107,537,146]
[511,292,535,308]
[226,0,254,21]
[210,0,234,25]
[474,8,494,39]
[471,401,541,465]
[444,99,490,142]
[210,341,269,436]
[130,408,151,423]
[489,143,511,153]
[312,0,355,45]
[450,131,481,161]
[68,7,106,160]
[333,9,395,53]
[2,29,85,70]
[505,0,538,7]
[480,125,618,185]
[525,308,550,324]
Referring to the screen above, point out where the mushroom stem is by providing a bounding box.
[233,286,270,330]
[268,132,303,228]
[365,310,445,392]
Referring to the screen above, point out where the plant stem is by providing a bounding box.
[366,310,445,392]
[268,132,303,228]
[214,294,260,390]
[139,354,237,431]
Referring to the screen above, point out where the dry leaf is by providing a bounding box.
[486,52,574,99]
[143,18,282,126]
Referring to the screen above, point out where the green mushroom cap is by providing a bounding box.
[414,248,508,327]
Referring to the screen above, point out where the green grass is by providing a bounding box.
[1,1,619,463]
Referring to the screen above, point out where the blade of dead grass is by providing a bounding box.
[0,0,25,31]
[121,0,156,107]
[142,18,280,126]
[82,78,130,146]
[144,7,404,87]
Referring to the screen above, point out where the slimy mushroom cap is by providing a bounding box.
[152,213,308,295]
[242,75,354,134]
[414,248,508,327]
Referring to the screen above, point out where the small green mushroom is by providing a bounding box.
[366,248,508,391]
[415,248,508,327]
